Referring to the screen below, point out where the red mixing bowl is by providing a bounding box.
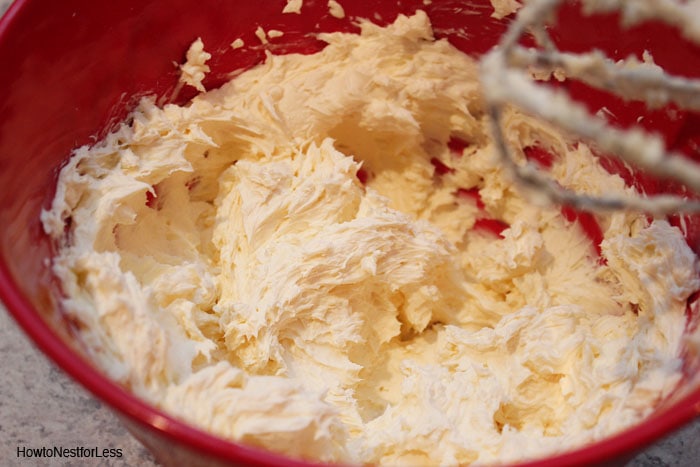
[1,0,700,465]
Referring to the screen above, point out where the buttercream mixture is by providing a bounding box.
[490,0,522,19]
[42,12,700,465]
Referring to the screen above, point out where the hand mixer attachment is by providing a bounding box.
[481,0,700,215]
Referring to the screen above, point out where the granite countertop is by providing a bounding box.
[1,1,699,466]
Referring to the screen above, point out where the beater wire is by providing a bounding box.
[481,0,700,214]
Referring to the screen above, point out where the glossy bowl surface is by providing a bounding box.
[1,1,700,465]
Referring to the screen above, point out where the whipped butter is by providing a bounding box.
[42,12,699,465]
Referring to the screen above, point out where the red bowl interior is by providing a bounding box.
[2,0,700,465]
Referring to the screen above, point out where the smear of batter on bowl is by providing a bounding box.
[491,0,522,19]
[43,10,699,466]
[179,37,210,92]
[255,26,270,45]
[283,0,303,15]
[328,0,346,19]
[268,29,285,39]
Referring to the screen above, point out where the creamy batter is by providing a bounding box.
[42,12,699,465]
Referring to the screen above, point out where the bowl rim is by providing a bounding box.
[1,0,699,465]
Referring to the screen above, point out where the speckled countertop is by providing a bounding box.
[1,1,699,466]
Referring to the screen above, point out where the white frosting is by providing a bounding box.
[328,0,346,19]
[283,0,303,15]
[179,38,211,92]
[43,12,699,465]
[490,0,523,19]
[255,26,269,45]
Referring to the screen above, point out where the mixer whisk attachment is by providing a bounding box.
[481,0,700,215]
